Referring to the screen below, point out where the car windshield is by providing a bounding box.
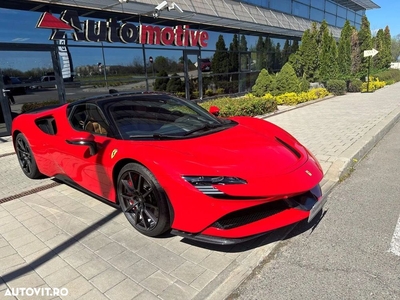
[107,95,235,140]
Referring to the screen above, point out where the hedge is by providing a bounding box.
[199,94,277,117]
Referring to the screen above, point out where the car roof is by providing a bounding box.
[68,92,179,108]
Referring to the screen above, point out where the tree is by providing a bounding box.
[281,40,291,65]
[229,34,239,73]
[318,22,338,82]
[350,29,361,76]
[212,35,229,80]
[275,62,300,94]
[272,42,282,71]
[153,70,169,91]
[153,56,169,73]
[264,37,274,72]
[252,68,275,96]
[391,35,400,61]
[358,15,373,76]
[255,36,265,70]
[298,26,319,82]
[166,73,184,93]
[239,35,248,71]
[337,20,352,80]
[291,40,299,53]
[383,26,392,67]
[373,29,385,70]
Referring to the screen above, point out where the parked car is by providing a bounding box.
[12,92,324,244]
[30,76,56,89]
[9,77,27,95]
[194,58,211,72]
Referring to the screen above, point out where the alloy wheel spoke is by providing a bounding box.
[124,201,139,212]
[144,202,157,210]
[17,139,25,151]
[142,188,153,198]
[133,210,139,225]
[143,208,157,224]
[137,175,143,192]
[122,179,134,193]
[140,210,148,229]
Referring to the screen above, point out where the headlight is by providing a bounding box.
[182,176,247,185]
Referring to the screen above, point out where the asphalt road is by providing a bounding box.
[228,120,400,300]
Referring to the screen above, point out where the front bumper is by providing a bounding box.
[171,185,323,244]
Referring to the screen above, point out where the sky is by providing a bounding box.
[366,0,400,36]
[0,1,399,72]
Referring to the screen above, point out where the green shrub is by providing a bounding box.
[175,92,186,98]
[205,89,214,96]
[299,77,310,93]
[166,73,184,93]
[154,70,169,91]
[252,68,275,97]
[372,69,400,84]
[216,88,225,95]
[191,90,200,99]
[199,95,277,117]
[275,63,300,95]
[326,79,346,96]
[347,79,362,92]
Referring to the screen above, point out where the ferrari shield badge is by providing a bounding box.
[111,149,118,159]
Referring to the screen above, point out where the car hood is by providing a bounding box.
[145,122,309,178]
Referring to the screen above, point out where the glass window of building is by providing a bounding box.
[325,1,337,14]
[325,12,336,25]
[355,13,363,24]
[311,0,324,10]
[337,6,346,18]
[293,2,310,18]
[296,0,311,5]
[269,0,291,14]
[310,7,324,22]
[347,10,355,22]
[336,17,346,27]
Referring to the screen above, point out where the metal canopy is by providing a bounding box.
[333,0,380,11]
[0,0,375,39]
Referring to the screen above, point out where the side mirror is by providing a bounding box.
[66,133,98,155]
[209,106,220,117]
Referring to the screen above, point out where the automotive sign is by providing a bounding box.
[36,10,209,48]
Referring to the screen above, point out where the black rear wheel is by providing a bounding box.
[15,133,42,179]
[117,163,170,237]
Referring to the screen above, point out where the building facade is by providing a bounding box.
[0,0,379,136]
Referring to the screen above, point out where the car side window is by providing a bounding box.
[70,104,109,136]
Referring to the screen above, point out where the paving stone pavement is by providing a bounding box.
[0,83,399,300]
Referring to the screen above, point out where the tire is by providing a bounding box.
[117,163,170,237]
[15,133,43,179]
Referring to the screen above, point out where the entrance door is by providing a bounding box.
[183,50,203,100]
[0,43,64,137]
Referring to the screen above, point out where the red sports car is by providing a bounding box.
[12,92,325,244]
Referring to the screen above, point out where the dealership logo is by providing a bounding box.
[36,10,209,47]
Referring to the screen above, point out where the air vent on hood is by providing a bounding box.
[275,137,301,159]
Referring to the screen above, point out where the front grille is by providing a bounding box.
[211,200,289,230]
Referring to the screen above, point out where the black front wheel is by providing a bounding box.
[15,133,42,179]
[117,163,170,237]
